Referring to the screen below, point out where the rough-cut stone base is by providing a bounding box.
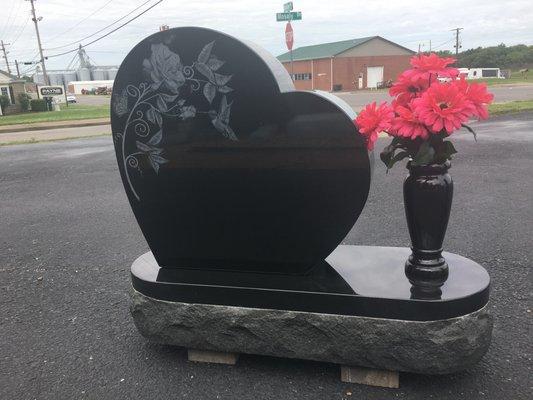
[130,288,492,375]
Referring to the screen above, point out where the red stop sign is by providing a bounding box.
[285,22,294,51]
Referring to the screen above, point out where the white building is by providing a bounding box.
[457,68,504,79]
[67,80,114,94]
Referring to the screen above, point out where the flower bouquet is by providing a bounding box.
[354,54,494,298]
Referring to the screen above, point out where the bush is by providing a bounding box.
[30,98,48,112]
[0,94,9,113]
[18,93,32,112]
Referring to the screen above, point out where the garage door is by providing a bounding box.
[367,66,384,89]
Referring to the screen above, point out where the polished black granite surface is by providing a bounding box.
[132,245,490,321]
[111,27,370,275]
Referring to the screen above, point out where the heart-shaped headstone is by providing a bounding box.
[111,27,371,274]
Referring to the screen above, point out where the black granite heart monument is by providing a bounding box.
[111,27,492,381]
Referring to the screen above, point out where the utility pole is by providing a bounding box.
[28,0,49,85]
[451,27,463,56]
[1,40,11,74]
[15,60,20,78]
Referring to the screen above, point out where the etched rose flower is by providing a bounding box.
[143,43,185,93]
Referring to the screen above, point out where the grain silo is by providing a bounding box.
[62,71,78,85]
[107,68,118,80]
[92,68,108,80]
[48,72,64,86]
[78,67,91,81]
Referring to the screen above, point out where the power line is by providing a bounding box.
[46,0,163,58]
[0,0,19,40]
[451,27,463,56]
[45,0,154,51]
[45,0,115,43]
[10,15,30,45]
[1,40,11,73]
[432,38,454,50]
[28,0,49,85]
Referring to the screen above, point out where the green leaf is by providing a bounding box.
[387,150,410,170]
[462,124,477,141]
[412,141,436,166]
[380,145,394,166]
[434,141,457,163]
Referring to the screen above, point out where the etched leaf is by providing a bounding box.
[113,89,129,116]
[148,157,160,174]
[218,85,233,93]
[214,73,232,86]
[150,154,169,164]
[156,95,168,112]
[136,141,152,152]
[219,95,232,124]
[148,130,162,145]
[196,62,215,83]
[177,99,186,106]
[159,93,178,102]
[223,126,238,141]
[155,110,162,126]
[207,56,225,71]
[146,107,156,123]
[197,41,215,64]
[203,82,216,104]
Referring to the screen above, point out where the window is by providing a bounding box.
[0,86,9,103]
[291,73,312,81]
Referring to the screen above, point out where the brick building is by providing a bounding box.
[0,69,27,114]
[277,36,415,91]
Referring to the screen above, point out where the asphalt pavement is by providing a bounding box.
[0,113,531,399]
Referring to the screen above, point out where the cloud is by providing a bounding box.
[2,0,532,70]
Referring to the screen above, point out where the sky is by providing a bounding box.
[1,0,532,73]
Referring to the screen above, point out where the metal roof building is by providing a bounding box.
[277,36,415,91]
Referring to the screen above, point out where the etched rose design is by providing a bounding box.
[142,43,185,93]
[117,40,237,201]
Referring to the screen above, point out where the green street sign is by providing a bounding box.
[284,2,293,12]
[276,11,302,21]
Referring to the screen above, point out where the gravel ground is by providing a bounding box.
[0,113,531,400]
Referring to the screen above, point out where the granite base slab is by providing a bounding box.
[131,289,492,375]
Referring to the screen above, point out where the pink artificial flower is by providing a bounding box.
[389,69,429,105]
[463,82,494,120]
[412,82,474,134]
[354,101,395,150]
[409,53,459,82]
[390,103,430,140]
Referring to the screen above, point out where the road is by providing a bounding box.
[0,113,531,400]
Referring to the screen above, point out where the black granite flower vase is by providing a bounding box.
[404,161,453,299]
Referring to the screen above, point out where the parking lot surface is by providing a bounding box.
[0,113,531,399]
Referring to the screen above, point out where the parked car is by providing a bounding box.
[66,94,77,103]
